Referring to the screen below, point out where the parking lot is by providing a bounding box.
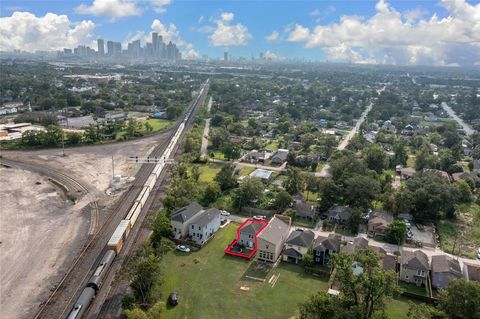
[409,224,437,248]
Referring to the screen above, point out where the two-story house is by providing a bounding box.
[283,230,315,264]
[431,255,462,289]
[171,202,204,239]
[400,250,430,287]
[257,215,291,263]
[312,234,341,265]
[368,211,394,237]
[188,208,221,245]
[239,221,265,248]
[325,205,353,224]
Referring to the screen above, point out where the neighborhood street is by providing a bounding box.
[441,101,475,136]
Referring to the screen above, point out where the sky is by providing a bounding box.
[0,0,479,66]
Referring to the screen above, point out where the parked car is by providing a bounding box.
[221,210,230,216]
[169,292,179,306]
[176,245,190,253]
[253,215,266,220]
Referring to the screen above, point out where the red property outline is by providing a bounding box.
[224,218,269,259]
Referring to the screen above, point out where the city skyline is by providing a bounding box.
[0,0,479,66]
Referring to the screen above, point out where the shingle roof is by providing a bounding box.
[171,202,203,223]
[465,263,480,282]
[342,237,369,254]
[327,205,352,220]
[286,230,315,248]
[313,234,341,252]
[257,215,291,245]
[240,221,265,235]
[283,247,302,258]
[401,250,429,270]
[190,208,220,227]
[431,255,461,275]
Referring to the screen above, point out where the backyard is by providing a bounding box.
[159,223,415,319]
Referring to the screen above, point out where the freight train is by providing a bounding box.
[67,80,208,319]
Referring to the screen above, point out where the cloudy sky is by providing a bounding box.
[1,0,479,66]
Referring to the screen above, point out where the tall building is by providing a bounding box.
[107,41,114,56]
[97,39,105,55]
[152,32,159,58]
[224,51,228,61]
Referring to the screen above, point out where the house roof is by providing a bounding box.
[286,230,315,248]
[313,234,341,252]
[257,215,291,245]
[431,255,461,275]
[171,202,203,223]
[190,208,220,227]
[250,168,274,180]
[342,237,369,254]
[370,246,397,271]
[400,250,429,270]
[271,149,289,161]
[464,262,480,282]
[400,167,416,176]
[240,221,265,235]
[369,211,394,228]
[283,247,302,258]
[327,205,352,220]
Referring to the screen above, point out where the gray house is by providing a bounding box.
[400,250,430,287]
[431,255,462,289]
[239,221,264,248]
[257,215,291,263]
[312,234,341,265]
[283,230,315,264]
[292,194,316,221]
[326,205,353,224]
[271,149,289,164]
[188,208,221,245]
[171,202,204,239]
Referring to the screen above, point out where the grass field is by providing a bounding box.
[437,203,480,259]
[116,118,172,139]
[198,163,224,183]
[159,224,330,319]
[239,166,255,176]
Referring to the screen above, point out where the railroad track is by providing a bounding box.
[30,80,209,319]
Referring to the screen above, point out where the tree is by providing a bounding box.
[407,302,447,319]
[214,163,237,191]
[210,127,229,149]
[303,173,318,201]
[364,144,389,173]
[330,151,368,184]
[222,143,241,161]
[233,177,264,209]
[298,291,341,319]
[415,145,437,171]
[385,221,407,245]
[332,248,401,318]
[144,121,153,132]
[345,175,381,209]
[283,168,305,195]
[439,149,456,171]
[318,178,342,211]
[150,212,172,250]
[392,140,409,166]
[273,189,293,212]
[438,279,480,319]
[202,182,221,206]
[302,250,315,267]
[453,180,473,204]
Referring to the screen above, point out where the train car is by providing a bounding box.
[107,220,131,254]
[66,287,95,319]
[126,201,141,220]
[86,250,116,291]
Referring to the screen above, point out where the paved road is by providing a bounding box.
[441,101,475,136]
[200,118,211,159]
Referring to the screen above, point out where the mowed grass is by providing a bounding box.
[385,297,416,318]
[160,224,329,319]
[143,118,172,131]
[198,163,224,183]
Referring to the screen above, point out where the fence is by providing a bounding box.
[170,234,215,249]
[242,206,276,217]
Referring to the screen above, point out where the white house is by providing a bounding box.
[171,202,204,239]
[188,208,221,245]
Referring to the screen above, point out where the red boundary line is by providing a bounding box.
[224,218,269,259]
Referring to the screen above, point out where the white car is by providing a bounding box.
[253,215,266,220]
[176,245,190,253]
[220,210,230,216]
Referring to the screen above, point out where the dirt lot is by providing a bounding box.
[0,132,170,318]
[0,168,87,319]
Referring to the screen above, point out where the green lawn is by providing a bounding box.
[385,297,416,318]
[198,163,224,183]
[143,118,172,131]
[239,166,255,176]
[210,150,225,160]
[160,224,330,319]
[399,282,427,296]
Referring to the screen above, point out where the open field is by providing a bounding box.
[160,223,329,319]
[116,118,172,139]
[198,162,224,183]
[437,204,480,259]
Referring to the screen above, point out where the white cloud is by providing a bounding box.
[208,12,252,47]
[264,50,284,61]
[182,43,199,59]
[0,11,95,52]
[75,0,171,20]
[198,15,204,23]
[286,0,480,66]
[265,31,280,41]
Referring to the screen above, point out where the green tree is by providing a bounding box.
[345,175,381,209]
[407,302,447,319]
[392,140,409,166]
[233,177,264,209]
[318,178,342,211]
[144,121,153,132]
[303,173,318,201]
[222,143,241,161]
[283,168,305,195]
[364,144,389,173]
[438,279,480,319]
[150,212,172,250]
[214,163,237,191]
[385,220,407,245]
[273,189,293,212]
[298,291,340,319]
[202,182,221,206]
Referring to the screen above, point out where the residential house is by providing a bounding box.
[325,205,353,224]
[292,194,316,221]
[0,102,22,115]
[428,143,439,153]
[335,121,349,129]
[249,169,274,184]
[170,202,205,239]
[257,215,291,263]
[383,120,396,134]
[370,246,397,272]
[424,169,450,181]
[363,131,377,144]
[239,221,265,248]
[324,128,340,135]
[368,211,394,237]
[451,171,476,183]
[463,262,480,283]
[342,237,369,254]
[399,167,416,180]
[188,208,221,245]
[399,250,430,286]
[283,230,315,264]
[379,142,392,151]
[431,255,462,289]
[271,149,289,165]
[289,141,302,151]
[105,112,128,122]
[312,234,341,265]
[243,149,271,163]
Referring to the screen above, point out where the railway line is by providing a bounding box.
[27,79,210,319]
